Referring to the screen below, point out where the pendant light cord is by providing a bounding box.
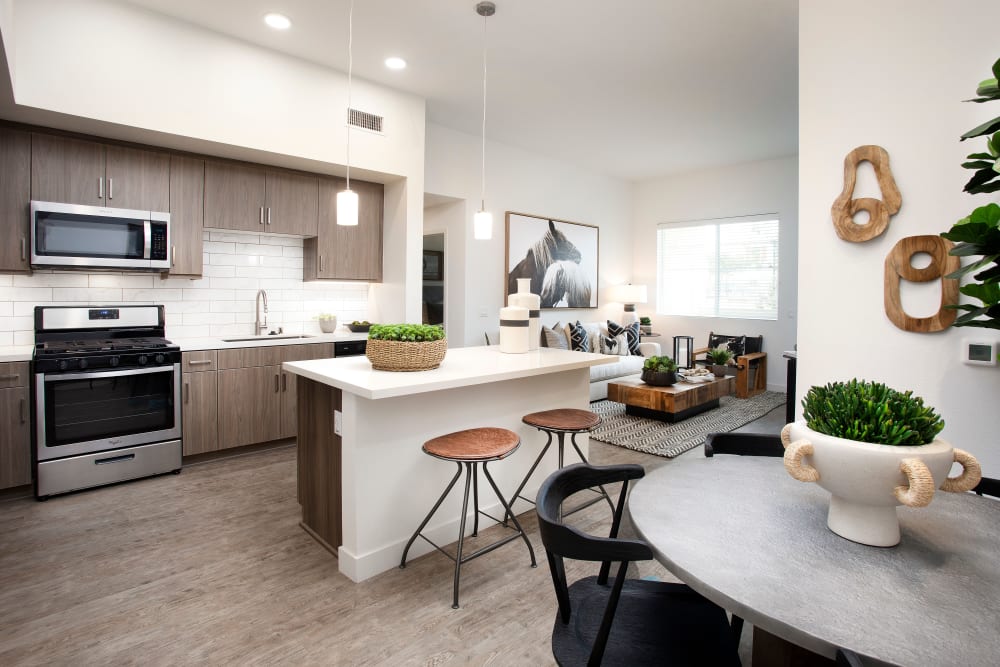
[480,10,487,211]
[346,0,353,191]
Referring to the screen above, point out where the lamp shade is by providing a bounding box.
[474,210,493,240]
[611,283,648,305]
[337,188,359,226]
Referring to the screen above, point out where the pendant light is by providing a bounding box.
[337,0,359,226]
[473,1,495,240]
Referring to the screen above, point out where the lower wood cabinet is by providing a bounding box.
[183,343,333,456]
[0,362,31,489]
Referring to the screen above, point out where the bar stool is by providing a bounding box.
[399,426,537,609]
[508,408,615,517]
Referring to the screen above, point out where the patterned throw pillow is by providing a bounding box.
[707,333,746,358]
[607,320,641,356]
[568,321,591,352]
[542,321,569,349]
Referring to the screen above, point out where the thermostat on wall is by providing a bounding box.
[962,339,997,366]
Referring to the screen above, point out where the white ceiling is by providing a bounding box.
[122,0,798,182]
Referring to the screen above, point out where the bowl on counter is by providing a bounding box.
[347,323,372,333]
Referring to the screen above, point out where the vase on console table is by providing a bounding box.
[508,278,541,351]
[499,305,529,354]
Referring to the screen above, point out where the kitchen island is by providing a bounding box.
[283,345,613,582]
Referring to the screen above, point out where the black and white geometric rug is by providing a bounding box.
[589,391,787,458]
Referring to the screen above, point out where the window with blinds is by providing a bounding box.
[656,216,779,320]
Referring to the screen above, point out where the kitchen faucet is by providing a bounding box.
[255,289,268,335]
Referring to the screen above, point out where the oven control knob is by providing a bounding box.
[78,358,88,370]
[138,355,148,366]
[154,354,165,364]
[58,360,69,371]
[109,356,120,368]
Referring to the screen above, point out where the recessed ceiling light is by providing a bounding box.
[263,13,292,30]
[385,57,407,70]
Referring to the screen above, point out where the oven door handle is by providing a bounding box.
[38,364,178,382]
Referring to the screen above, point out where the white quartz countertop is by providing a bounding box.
[0,346,33,362]
[283,345,615,399]
[174,331,368,352]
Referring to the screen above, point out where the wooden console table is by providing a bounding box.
[607,375,734,422]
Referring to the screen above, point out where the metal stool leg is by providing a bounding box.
[452,462,474,609]
[400,461,463,568]
[503,430,554,526]
[569,432,615,513]
[482,461,537,568]
[472,462,480,537]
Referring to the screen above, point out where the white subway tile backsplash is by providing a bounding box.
[0,233,368,344]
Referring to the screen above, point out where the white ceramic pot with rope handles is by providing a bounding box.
[781,421,982,547]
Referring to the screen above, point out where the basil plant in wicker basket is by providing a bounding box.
[781,379,982,547]
[940,57,1000,332]
[365,324,447,372]
[641,355,678,386]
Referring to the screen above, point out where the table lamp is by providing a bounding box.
[611,283,647,326]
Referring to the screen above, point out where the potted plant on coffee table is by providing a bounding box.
[366,323,447,371]
[641,355,678,386]
[706,347,733,377]
[782,379,982,547]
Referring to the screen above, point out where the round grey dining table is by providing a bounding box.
[627,455,1000,666]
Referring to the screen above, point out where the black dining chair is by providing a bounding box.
[973,476,1000,499]
[536,462,741,666]
[704,432,785,457]
[836,647,865,666]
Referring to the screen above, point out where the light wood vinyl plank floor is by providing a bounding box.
[0,407,779,665]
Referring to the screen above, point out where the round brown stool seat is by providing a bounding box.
[506,407,613,521]
[423,427,520,461]
[522,408,601,433]
[401,426,536,609]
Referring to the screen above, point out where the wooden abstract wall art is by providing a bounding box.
[884,235,960,333]
[831,145,902,242]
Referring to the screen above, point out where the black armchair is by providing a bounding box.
[694,332,767,399]
[536,462,741,666]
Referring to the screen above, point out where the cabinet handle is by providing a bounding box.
[0,374,18,381]
[108,177,114,200]
[282,373,287,392]
[98,176,104,199]
[172,245,176,267]
[259,207,264,225]
[21,238,27,261]
[266,207,271,225]
[19,398,26,424]
[187,360,212,366]
[274,373,280,393]
[319,255,324,272]
[184,381,190,404]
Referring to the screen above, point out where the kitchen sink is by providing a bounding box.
[221,334,316,342]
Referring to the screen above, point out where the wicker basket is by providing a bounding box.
[366,338,448,371]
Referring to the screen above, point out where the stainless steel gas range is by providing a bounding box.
[32,305,182,498]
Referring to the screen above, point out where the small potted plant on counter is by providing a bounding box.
[366,323,447,371]
[316,313,338,333]
[782,379,982,547]
[641,355,678,386]
[706,347,733,377]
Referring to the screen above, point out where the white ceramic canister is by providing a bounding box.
[508,278,541,351]
[499,305,530,354]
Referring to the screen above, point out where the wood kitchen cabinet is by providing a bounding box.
[181,351,218,456]
[0,362,32,489]
[0,127,31,273]
[304,177,383,281]
[204,161,318,236]
[31,133,169,211]
[168,156,205,276]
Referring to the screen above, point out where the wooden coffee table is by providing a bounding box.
[607,375,735,423]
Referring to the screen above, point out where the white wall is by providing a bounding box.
[4,0,426,325]
[800,1,1000,475]
[424,123,633,347]
[631,156,799,390]
[0,231,369,345]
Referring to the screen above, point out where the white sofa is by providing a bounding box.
[541,321,661,401]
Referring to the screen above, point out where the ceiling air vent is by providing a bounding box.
[348,108,384,134]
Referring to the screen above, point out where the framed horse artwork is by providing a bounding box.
[505,212,599,309]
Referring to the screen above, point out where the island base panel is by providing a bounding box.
[297,377,342,552]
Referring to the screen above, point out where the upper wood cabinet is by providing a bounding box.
[304,177,383,281]
[204,161,318,236]
[0,127,31,273]
[168,155,205,276]
[31,134,169,211]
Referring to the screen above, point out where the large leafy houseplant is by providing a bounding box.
[941,57,1000,329]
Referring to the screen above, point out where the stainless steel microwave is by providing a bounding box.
[30,201,170,271]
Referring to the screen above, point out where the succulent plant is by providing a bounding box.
[642,355,677,373]
[368,323,445,342]
[801,379,944,446]
[706,347,733,365]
